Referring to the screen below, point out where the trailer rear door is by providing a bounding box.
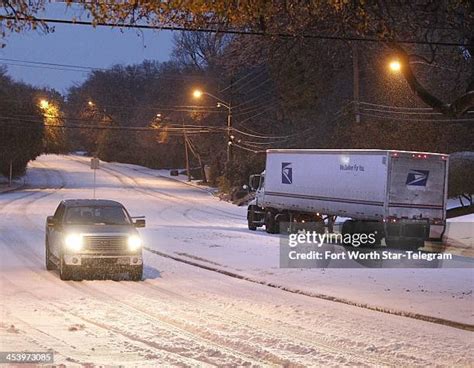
[388,155,447,220]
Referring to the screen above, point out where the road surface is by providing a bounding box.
[1,155,472,367]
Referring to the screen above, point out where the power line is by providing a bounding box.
[359,112,474,123]
[1,15,470,47]
[359,101,440,111]
[232,69,268,94]
[0,116,226,134]
[0,57,220,81]
[230,142,265,154]
[0,57,101,71]
[233,99,279,117]
[358,101,474,115]
[219,65,265,93]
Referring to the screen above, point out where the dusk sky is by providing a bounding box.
[0,3,174,94]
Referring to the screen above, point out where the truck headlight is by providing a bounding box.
[128,235,142,251]
[65,234,83,252]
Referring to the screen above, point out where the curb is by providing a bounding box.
[0,182,26,194]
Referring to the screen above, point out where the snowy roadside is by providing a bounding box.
[444,214,473,249]
[0,179,25,194]
[120,163,219,196]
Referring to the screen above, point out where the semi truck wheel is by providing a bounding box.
[265,210,278,234]
[341,220,355,236]
[247,206,257,231]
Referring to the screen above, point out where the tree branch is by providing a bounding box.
[392,43,474,117]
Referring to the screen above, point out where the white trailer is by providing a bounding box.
[247,149,449,247]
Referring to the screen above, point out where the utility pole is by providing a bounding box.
[8,159,12,187]
[227,77,234,165]
[352,42,360,123]
[183,119,191,182]
[227,103,232,164]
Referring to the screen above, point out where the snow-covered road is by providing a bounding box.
[1,154,472,367]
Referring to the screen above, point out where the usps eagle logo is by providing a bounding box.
[281,162,293,184]
[406,170,429,186]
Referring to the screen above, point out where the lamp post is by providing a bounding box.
[193,90,232,164]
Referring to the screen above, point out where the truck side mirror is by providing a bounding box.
[47,216,56,227]
[133,218,146,228]
[249,174,261,192]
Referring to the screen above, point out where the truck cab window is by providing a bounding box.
[259,175,265,190]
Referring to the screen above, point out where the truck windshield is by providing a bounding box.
[64,206,131,225]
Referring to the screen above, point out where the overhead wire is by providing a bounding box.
[1,15,471,47]
[219,65,265,93]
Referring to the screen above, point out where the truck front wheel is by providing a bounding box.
[247,206,257,231]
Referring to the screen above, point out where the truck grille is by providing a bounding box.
[83,235,128,253]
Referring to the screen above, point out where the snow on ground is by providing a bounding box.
[444,214,474,248]
[1,154,473,366]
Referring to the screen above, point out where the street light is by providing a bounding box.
[88,100,94,107]
[389,60,402,72]
[193,89,203,98]
[192,89,233,164]
[39,99,49,110]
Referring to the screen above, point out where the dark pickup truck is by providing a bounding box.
[45,199,145,281]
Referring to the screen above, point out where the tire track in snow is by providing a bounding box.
[67,282,282,368]
[68,155,243,222]
[0,161,63,210]
[0,276,212,367]
[144,248,474,333]
[121,279,409,367]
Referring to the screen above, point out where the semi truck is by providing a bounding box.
[247,149,449,248]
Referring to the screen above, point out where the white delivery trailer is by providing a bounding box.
[247,149,449,247]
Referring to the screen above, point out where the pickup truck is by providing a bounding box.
[45,199,145,280]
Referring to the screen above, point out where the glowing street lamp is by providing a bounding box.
[88,100,94,107]
[389,60,402,72]
[39,99,49,110]
[193,89,203,98]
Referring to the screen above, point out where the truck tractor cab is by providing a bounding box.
[247,172,268,231]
